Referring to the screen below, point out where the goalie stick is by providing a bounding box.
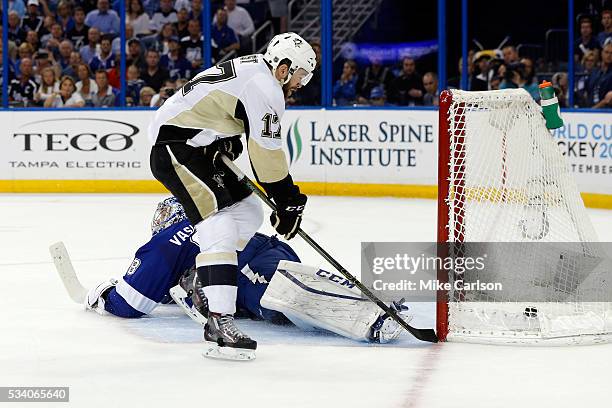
[220,155,439,343]
[49,242,87,304]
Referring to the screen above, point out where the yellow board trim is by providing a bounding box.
[297,182,438,199]
[1,180,612,209]
[0,180,169,193]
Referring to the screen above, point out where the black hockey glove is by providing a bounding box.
[213,136,243,165]
[270,193,307,240]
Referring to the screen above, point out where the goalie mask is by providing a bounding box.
[264,32,317,86]
[151,197,187,236]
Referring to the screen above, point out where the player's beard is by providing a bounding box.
[282,83,294,99]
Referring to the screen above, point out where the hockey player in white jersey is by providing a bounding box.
[148,33,316,358]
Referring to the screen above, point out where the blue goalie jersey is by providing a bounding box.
[103,220,300,321]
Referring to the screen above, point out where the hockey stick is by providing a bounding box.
[49,242,87,303]
[221,156,438,343]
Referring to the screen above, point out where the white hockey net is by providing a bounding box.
[437,89,612,344]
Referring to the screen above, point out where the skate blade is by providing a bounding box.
[202,341,256,361]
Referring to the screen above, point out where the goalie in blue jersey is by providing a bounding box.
[84,197,411,346]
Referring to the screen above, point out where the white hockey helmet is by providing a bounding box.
[264,32,317,86]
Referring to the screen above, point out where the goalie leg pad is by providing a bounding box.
[260,261,382,341]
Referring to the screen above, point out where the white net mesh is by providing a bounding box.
[441,89,612,344]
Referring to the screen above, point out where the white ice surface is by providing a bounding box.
[1,194,612,407]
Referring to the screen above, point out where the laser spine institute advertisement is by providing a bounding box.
[280,109,437,185]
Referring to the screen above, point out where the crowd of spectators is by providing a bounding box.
[2,0,268,107]
[330,55,441,107]
[454,10,611,109]
[2,0,610,109]
[329,9,611,109]
[572,11,612,108]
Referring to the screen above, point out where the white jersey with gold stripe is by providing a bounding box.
[148,54,288,184]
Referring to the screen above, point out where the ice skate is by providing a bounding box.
[203,313,257,361]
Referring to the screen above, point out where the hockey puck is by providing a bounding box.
[524,306,538,318]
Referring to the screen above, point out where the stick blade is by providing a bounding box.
[408,327,439,343]
[49,241,87,304]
